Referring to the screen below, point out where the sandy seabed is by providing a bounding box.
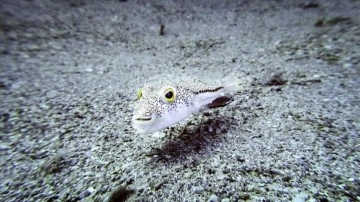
[0,0,359,201]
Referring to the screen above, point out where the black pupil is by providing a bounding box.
[165,91,173,99]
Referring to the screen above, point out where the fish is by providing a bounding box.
[132,75,240,134]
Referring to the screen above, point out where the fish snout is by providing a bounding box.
[132,112,153,123]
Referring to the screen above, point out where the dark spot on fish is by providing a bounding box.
[207,96,233,108]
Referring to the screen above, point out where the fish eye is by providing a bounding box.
[163,87,176,103]
[136,89,142,100]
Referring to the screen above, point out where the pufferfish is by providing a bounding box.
[132,75,240,134]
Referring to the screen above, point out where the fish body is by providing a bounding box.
[132,75,239,134]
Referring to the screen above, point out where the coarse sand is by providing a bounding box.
[0,0,359,201]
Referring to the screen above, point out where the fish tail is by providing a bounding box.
[221,74,241,94]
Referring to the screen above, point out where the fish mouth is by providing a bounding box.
[132,115,154,134]
[134,116,152,122]
[135,117,151,121]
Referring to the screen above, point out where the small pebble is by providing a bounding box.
[292,192,308,202]
[79,187,94,199]
[192,186,204,194]
[207,194,218,202]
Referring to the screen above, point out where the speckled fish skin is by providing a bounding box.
[132,76,239,134]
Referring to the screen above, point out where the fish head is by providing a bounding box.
[132,81,196,134]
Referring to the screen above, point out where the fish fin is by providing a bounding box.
[221,74,241,95]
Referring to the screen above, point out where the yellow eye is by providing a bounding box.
[163,87,176,103]
[136,89,142,100]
